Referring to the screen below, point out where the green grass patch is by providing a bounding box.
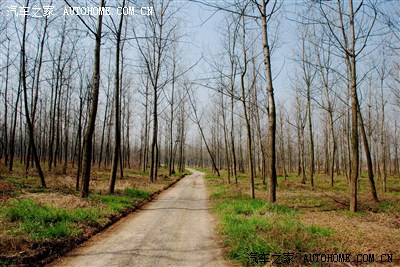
[0,165,185,266]
[340,209,367,217]
[379,202,400,213]
[91,188,151,212]
[90,194,134,212]
[1,188,153,241]
[205,173,221,182]
[205,172,338,266]
[1,199,105,240]
[4,175,39,189]
[306,225,334,236]
[125,188,151,200]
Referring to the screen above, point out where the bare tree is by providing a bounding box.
[315,31,337,187]
[2,37,11,166]
[254,0,280,202]
[81,0,105,198]
[98,50,113,169]
[109,0,126,194]
[317,0,377,212]
[297,24,317,186]
[224,14,240,184]
[193,0,280,201]
[132,0,180,182]
[374,48,391,193]
[20,0,46,187]
[238,3,255,198]
[278,106,287,179]
[188,88,220,176]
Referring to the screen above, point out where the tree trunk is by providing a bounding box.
[76,93,84,191]
[63,75,71,174]
[357,102,379,202]
[149,87,158,182]
[349,4,359,211]
[9,79,22,172]
[20,0,46,187]
[3,39,10,166]
[240,13,255,199]
[110,0,125,194]
[188,93,220,176]
[99,53,112,168]
[220,89,231,184]
[279,110,287,180]
[260,0,277,203]
[168,58,176,176]
[230,91,238,183]
[307,84,314,187]
[81,0,105,198]
[143,75,149,172]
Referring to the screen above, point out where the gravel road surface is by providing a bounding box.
[48,169,229,267]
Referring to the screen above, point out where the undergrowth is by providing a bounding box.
[1,199,104,240]
[205,173,336,266]
[1,188,153,241]
[90,188,151,212]
[0,165,188,266]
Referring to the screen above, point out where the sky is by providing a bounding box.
[1,0,298,101]
[177,0,300,105]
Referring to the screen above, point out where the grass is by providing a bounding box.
[90,188,151,212]
[203,168,400,266]
[3,176,39,190]
[0,163,188,265]
[306,225,334,236]
[378,202,400,213]
[125,188,152,199]
[171,168,192,177]
[0,189,151,240]
[205,172,337,266]
[0,199,105,240]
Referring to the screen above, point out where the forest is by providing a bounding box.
[0,0,399,266]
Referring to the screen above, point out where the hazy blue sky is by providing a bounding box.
[178,0,299,106]
[1,0,298,103]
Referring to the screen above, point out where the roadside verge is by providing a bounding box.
[0,172,188,267]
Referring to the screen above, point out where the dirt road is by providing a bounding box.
[49,169,229,267]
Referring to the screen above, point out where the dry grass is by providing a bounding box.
[207,169,400,266]
[0,162,185,266]
[300,211,400,256]
[282,177,399,265]
[19,193,100,209]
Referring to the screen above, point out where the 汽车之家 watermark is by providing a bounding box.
[248,253,294,265]
[247,252,394,265]
[7,5,54,17]
[6,5,153,17]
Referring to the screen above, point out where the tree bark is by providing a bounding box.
[188,93,220,176]
[239,12,255,199]
[3,38,10,166]
[110,0,125,194]
[348,0,359,212]
[20,0,46,187]
[260,0,277,203]
[81,0,105,198]
[357,102,379,202]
